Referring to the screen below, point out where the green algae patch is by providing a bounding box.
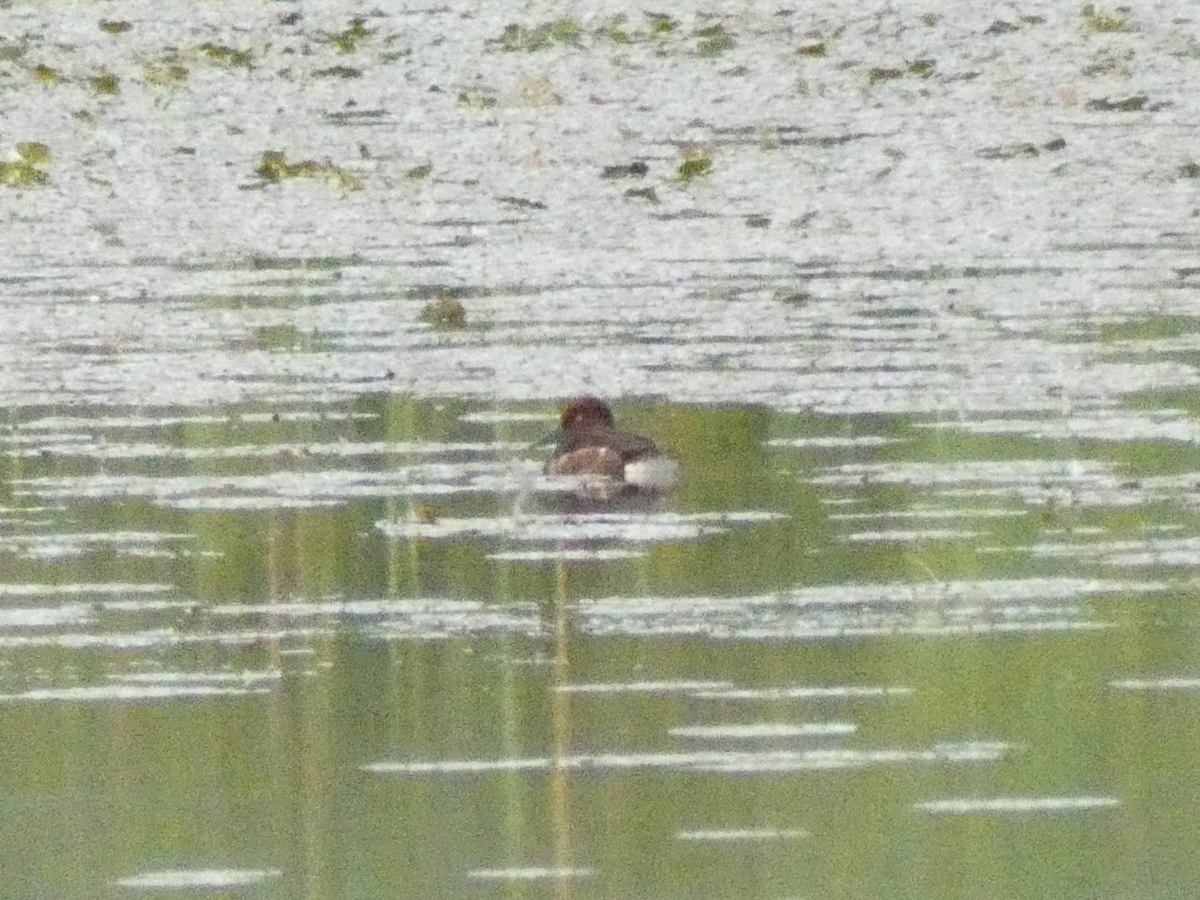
[330,19,370,53]
[90,71,120,95]
[646,13,676,34]
[33,63,65,83]
[1080,4,1135,33]
[99,20,133,34]
[199,42,253,68]
[869,66,904,83]
[595,15,636,44]
[495,19,582,52]
[869,59,935,83]
[796,42,827,57]
[1,143,51,188]
[255,151,361,190]
[16,142,51,165]
[144,61,189,87]
[405,163,432,180]
[419,295,468,330]
[0,163,49,187]
[696,23,735,57]
[253,323,312,352]
[677,147,712,182]
[457,85,497,109]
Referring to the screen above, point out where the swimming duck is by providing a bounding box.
[543,397,679,497]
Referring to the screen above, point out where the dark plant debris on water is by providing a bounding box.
[977,138,1067,159]
[601,161,649,180]
[419,295,468,330]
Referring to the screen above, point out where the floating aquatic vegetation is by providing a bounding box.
[90,71,120,95]
[0,142,51,188]
[198,42,252,67]
[625,187,659,203]
[143,59,189,87]
[330,19,369,53]
[314,66,362,79]
[601,161,648,180]
[15,142,50,165]
[457,84,497,108]
[239,324,292,353]
[696,22,735,57]
[1080,4,1135,33]
[677,147,712,182]
[869,59,935,83]
[516,73,561,106]
[498,195,546,210]
[495,19,582,52]
[796,42,827,57]
[1086,94,1153,111]
[413,503,439,523]
[646,13,676,34]
[32,64,64,83]
[1082,49,1133,76]
[254,151,361,190]
[595,15,636,44]
[774,290,811,306]
[405,163,432,180]
[977,138,1066,159]
[99,20,133,34]
[419,296,468,330]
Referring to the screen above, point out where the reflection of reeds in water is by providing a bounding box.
[550,557,576,900]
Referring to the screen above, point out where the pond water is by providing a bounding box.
[4,2,1200,898]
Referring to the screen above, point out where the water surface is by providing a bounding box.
[4,2,1200,898]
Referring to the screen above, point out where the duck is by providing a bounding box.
[542,397,679,498]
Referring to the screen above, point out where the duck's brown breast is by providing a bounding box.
[546,444,626,478]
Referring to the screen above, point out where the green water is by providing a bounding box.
[2,395,1199,899]
[6,0,1200,895]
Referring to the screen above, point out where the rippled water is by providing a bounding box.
[4,1,1200,898]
